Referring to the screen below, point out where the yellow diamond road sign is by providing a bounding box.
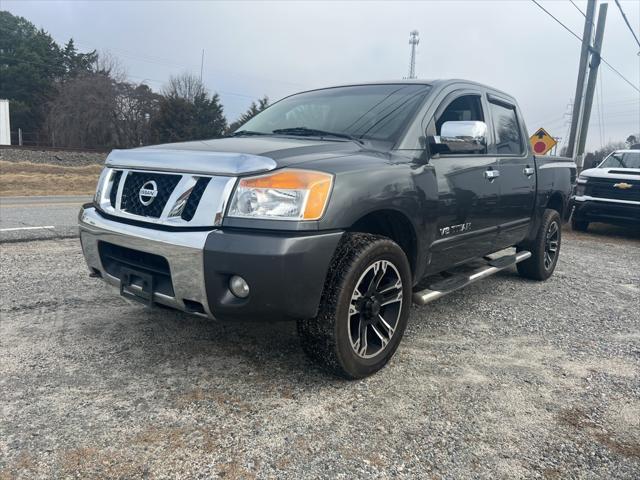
[530,128,557,155]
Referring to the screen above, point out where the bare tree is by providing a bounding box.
[46,72,117,148]
[94,50,128,83]
[113,83,161,147]
[164,72,207,103]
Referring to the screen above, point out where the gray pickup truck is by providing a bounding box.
[79,80,575,378]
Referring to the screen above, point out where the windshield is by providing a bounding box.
[599,151,640,169]
[238,84,431,143]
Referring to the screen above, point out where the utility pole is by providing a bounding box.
[577,2,607,158]
[407,30,419,79]
[566,0,596,160]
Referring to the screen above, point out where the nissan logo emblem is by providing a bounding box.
[139,180,158,206]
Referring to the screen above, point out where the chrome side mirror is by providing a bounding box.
[429,121,488,155]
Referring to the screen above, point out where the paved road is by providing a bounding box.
[0,195,91,243]
[0,229,638,478]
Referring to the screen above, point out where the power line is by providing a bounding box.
[614,0,640,52]
[2,24,308,90]
[531,99,638,129]
[56,35,308,90]
[530,0,640,93]
[0,55,263,101]
[531,0,582,42]
[600,58,640,93]
[569,0,586,18]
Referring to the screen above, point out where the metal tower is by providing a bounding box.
[407,30,419,79]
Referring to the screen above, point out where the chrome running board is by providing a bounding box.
[412,250,532,306]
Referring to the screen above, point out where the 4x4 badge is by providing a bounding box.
[613,182,632,190]
[139,180,158,206]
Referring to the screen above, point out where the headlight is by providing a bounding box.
[227,169,333,220]
[94,167,110,204]
[575,176,587,196]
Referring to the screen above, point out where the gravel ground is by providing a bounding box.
[0,226,638,479]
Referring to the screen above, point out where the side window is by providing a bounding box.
[435,95,484,135]
[489,101,523,155]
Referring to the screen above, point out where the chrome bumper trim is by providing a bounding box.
[79,207,214,318]
[573,195,640,206]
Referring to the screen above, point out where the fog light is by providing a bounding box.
[229,275,250,298]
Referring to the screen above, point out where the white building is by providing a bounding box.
[0,99,10,145]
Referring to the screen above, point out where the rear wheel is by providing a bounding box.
[297,233,412,379]
[517,209,561,281]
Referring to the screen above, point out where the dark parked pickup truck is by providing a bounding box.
[79,80,575,378]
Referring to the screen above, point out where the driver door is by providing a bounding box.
[426,91,501,273]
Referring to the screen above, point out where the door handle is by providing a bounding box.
[523,166,535,177]
[484,169,500,181]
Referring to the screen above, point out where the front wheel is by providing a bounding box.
[517,209,562,281]
[297,233,412,379]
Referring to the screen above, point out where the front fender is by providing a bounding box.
[318,159,438,281]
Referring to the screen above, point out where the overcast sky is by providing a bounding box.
[3,0,639,151]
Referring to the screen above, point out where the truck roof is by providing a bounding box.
[299,79,518,103]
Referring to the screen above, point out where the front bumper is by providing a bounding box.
[79,207,343,320]
[572,196,640,226]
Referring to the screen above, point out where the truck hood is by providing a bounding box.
[580,167,640,182]
[106,137,362,176]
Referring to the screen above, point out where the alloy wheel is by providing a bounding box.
[544,221,559,270]
[348,260,403,359]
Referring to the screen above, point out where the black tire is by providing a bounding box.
[297,233,412,379]
[571,215,589,232]
[517,209,562,281]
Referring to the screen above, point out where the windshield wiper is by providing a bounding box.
[229,130,270,137]
[272,127,364,145]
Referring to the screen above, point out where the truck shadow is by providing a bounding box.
[102,302,337,382]
[93,262,538,385]
[566,222,640,241]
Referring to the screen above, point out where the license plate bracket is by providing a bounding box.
[120,267,155,307]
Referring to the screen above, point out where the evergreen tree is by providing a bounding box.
[0,11,64,134]
[228,96,269,133]
[152,73,227,143]
[61,39,97,79]
[191,92,227,140]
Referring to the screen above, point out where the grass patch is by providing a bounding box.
[0,160,102,196]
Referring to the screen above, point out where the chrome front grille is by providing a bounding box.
[109,170,122,208]
[181,177,211,221]
[94,167,237,228]
[120,172,181,218]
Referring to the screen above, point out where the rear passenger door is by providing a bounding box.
[487,95,536,247]
[426,90,501,272]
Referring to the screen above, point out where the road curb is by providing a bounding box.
[0,233,79,244]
